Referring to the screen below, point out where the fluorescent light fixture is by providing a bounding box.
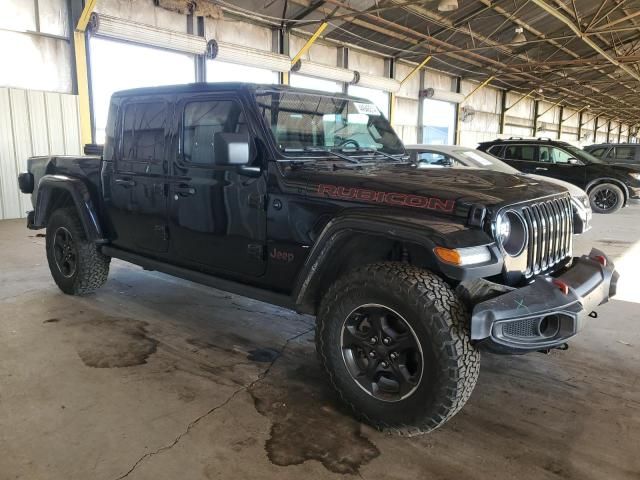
[354,72,401,93]
[422,87,465,104]
[207,40,291,73]
[89,13,206,55]
[438,0,458,11]
[292,60,356,83]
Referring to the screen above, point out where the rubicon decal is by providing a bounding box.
[316,184,455,213]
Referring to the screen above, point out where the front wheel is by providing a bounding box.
[589,183,624,214]
[46,207,110,295]
[316,262,480,435]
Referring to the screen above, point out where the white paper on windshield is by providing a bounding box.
[353,102,380,115]
[462,150,493,166]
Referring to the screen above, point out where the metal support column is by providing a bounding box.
[499,89,508,135]
[417,69,426,143]
[453,77,461,145]
[607,121,612,143]
[533,100,539,137]
[577,110,584,141]
[558,106,564,139]
[194,16,206,82]
[337,46,348,94]
[73,0,97,148]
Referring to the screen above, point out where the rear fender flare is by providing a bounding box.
[34,175,105,242]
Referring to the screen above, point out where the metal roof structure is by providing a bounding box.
[216,0,640,126]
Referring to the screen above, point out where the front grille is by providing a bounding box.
[502,318,539,338]
[521,196,573,276]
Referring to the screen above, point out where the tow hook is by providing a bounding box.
[537,343,569,354]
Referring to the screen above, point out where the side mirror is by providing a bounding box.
[213,132,250,166]
[568,158,582,165]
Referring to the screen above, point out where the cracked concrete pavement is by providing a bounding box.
[1,207,640,480]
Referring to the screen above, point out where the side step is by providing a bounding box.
[101,246,296,311]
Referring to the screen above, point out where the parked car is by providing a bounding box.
[478,138,640,214]
[405,144,591,234]
[18,83,617,435]
[584,143,640,166]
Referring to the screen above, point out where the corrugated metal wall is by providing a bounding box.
[0,87,81,220]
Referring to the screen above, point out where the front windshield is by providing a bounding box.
[564,145,604,164]
[256,90,404,155]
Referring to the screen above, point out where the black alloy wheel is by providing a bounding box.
[589,183,624,214]
[45,207,110,295]
[52,227,77,278]
[594,188,618,210]
[341,304,423,402]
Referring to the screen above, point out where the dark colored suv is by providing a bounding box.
[478,138,640,214]
[584,143,640,166]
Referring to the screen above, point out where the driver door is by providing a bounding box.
[167,95,267,277]
[538,146,586,185]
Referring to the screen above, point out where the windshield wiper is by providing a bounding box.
[281,146,361,164]
[351,147,410,162]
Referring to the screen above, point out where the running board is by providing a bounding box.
[101,246,296,311]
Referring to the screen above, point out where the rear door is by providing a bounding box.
[106,100,169,254]
[502,144,538,173]
[611,145,637,165]
[167,93,267,277]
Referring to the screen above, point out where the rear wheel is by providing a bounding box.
[316,262,480,435]
[46,207,110,295]
[589,183,624,214]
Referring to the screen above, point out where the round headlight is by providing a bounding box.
[496,211,526,257]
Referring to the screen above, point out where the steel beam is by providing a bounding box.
[291,22,328,66]
[74,0,97,148]
[531,0,640,85]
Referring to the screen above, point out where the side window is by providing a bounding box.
[549,147,572,164]
[539,146,552,163]
[521,145,535,161]
[183,100,246,165]
[589,147,607,158]
[504,145,519,160]
[505,145,535,161]
[613,146,636,163]
[416,151,453,167]
[121,102,167,168]
[487,145,504,157]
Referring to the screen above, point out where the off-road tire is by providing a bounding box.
[316,262,480,436]
[46,207,110,295]
[589,182,624,214]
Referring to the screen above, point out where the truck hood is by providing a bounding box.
[293,162,566,214]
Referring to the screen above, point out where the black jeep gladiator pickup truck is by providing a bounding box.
[18,83,618,434]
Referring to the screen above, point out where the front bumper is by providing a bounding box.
[470,248,618,354]
[627,188,640,204]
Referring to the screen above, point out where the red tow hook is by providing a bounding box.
[591,255,607,266]
[552,279,570,295]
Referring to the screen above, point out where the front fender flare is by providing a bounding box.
[292,210,502,313]
[34,175,105,243]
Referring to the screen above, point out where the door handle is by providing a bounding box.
[174,184,196,196]
[535,167,548,171]
[115,178,136,187]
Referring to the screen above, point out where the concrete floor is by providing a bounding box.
[1,207,639,480]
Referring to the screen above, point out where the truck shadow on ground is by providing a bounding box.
[40,267,637,479]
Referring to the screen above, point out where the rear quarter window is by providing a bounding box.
[487,145,505,157]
